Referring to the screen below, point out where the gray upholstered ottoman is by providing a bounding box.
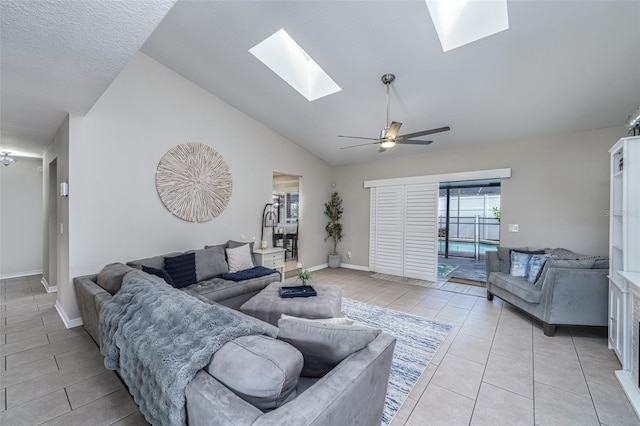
[240,282,342,326]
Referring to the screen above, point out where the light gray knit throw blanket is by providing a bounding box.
[99,272,274,426]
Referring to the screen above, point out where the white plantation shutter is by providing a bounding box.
[403,183,438,281]
[370,186,404,276]
[369,183,438,281]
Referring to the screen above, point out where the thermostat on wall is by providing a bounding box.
[60,182,69,197]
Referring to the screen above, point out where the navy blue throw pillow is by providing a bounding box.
[164,252,197,289]
[142,265,175,287]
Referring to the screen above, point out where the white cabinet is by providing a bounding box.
[608,136,640,419]
[253,248,285,282]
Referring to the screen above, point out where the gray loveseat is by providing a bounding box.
[486,247,609,336]
[74,242,396,426]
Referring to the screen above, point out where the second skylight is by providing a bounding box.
[249,29,341,101]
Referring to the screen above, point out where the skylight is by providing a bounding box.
[249,29,341,101]
[426,0,509,52]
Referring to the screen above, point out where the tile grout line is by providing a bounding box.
[570,328,603,425]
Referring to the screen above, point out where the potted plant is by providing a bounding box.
[324,191,344,268]
[296,269,312,286]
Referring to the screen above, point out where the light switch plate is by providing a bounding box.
[508,224,519,232]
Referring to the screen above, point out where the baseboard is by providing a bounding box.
[340,263,370,272]
[55,300,83,329]
[41,277,58,293]
[616,370,640,421]
[0,269,43,280]
[307,264,328,272]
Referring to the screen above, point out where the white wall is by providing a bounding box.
[332,126,628,267]
[0,157,44,278]
[61,53,332,322]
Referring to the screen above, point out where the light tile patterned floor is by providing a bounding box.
[2,269,639,426]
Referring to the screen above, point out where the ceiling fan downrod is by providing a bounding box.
[381,73,395,131]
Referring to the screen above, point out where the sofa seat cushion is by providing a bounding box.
[490,272,542,304]
[182,273,280,302]
[206,335,303,411]
[97,263,136,295]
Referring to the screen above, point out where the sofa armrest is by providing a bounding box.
[73,274,111,345]
[254,332,396,426]
[186,371,263,426]
[538,268,609,326]
[485,251,500,283]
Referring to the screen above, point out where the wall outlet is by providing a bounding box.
[347,251,352,258]
[60,223,64,235]
[508,224,519,232]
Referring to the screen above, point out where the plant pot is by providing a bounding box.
[328,254,341,268]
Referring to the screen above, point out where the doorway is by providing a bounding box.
[272,173,301,274]
[438,179,501,283]
[46,158,58,290]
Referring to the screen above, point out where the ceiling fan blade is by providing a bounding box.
[396,140,433,145]
[397,126,451,140]
[378,146,387,153]
[340,141,381,149]
[337,135,380,141]
[385,121,402,139]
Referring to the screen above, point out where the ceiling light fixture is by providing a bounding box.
[0,152,17,167]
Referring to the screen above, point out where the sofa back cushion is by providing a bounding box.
[97,263,136,295]
[127,251,182,270]
[226,244,255,273]
[186,245,228,281]
[206,335,303,411]
[277,316,381,378]
[226,240,257,266]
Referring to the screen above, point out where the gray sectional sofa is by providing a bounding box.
[74,241,396,426]
[486,247,609,336]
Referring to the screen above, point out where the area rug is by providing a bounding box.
[447,276,486,287]
[342,298,453,426]
[437,263,458,278]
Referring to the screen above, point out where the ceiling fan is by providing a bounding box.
[339,73,450,152]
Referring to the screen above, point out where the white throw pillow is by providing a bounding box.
[226,244,255,273]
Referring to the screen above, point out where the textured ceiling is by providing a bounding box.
[2,1,639,165]
[0,0,175,157]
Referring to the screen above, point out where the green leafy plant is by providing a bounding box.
[492,207,501,221]
[297,269,312,285]
[324,191,344,255]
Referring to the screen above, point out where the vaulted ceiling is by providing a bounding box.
[2,1,639,165]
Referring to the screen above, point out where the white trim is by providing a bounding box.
[41,277,58,293]
[364,168,511,188]
[340,263,370,272]
[0,269,44,280]
[55,300,83,329]
[307,263,328,272]
[616,370,640,420]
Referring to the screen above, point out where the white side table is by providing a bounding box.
[253,248,285,282]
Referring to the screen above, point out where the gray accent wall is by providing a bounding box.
[58,53,332,322]
[332,127,627,268]
[0,157,43,277]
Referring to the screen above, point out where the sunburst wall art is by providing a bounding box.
[156,143,233,222]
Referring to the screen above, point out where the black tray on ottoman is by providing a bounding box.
[279,285,317,298]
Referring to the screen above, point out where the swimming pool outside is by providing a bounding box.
[438,240,498,255]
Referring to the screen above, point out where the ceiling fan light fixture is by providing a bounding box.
[380,140,396,149]
[0,152,17,167]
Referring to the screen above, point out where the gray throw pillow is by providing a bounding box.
[206,335,303,411]
[227,240,257,266]
[97,262,136,295]
[277,316,381,378]
[187,246,229,281]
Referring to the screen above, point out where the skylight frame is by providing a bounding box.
[426,0,509,52]
[249,29,341,101]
